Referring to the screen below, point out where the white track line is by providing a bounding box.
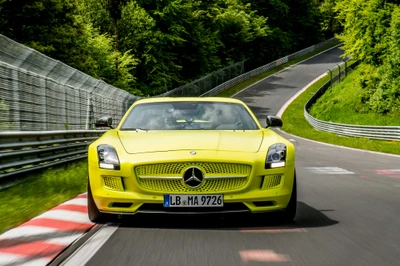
[60,225,118,266]
[279,128,400,158]
[273,65,400,158]
[46,234,84,245]
[19,258,52,266]
[231,44,342,98]
[226,41,400,159]
[304,167,354,175]
[240,250,290,263]
[276,72,327,118]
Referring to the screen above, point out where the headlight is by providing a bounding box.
[265,143,286,169]
[97,144,120,170]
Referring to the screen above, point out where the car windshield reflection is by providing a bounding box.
[120,101,259,130]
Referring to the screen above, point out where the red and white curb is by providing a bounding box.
[0,193,94,266]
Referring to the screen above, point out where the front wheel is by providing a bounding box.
[283,173,297,222]
[87,181,107,223]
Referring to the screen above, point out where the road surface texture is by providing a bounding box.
[55,47,400,266]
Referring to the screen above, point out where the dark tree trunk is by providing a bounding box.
[114,18,119,81]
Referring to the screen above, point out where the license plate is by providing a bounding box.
[164,194,223,207]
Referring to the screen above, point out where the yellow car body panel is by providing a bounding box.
[88,97,296,215]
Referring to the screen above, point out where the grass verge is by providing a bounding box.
[0,160,88,234]
[309,67,400,125]
[280,73,400,155]
[216,39,342,97]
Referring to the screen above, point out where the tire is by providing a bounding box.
[283,173,297,222]
[87,181,107,223]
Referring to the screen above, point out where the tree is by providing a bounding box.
[214,0,269,66]
[335,0,393,65]
[242,0,323,68]
[82,0,130,80]
[119,0,268,94]
[0,0,138,92]
[319,0,342,38]
[335,0,400,114]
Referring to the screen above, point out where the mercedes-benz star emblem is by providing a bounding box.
[183,167,204,188]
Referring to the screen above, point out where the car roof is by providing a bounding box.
[133,97,246,105]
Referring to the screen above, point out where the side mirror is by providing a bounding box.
[95,116,113,129]
[266,115,283,128]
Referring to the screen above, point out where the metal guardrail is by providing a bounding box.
[0,130,105,182]
[304,62,400,141]
[201,37,338,96]
[160,61,245,97]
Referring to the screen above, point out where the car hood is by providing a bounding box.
[118,130,265,154]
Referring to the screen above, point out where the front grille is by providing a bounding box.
[135,163,251,176]
[138,177,248,192]
[135,162,251,192]
[138,203,249,213]
[103,176,124,191]
[261,175,282,189]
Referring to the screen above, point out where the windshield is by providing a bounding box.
[120,101,259,130]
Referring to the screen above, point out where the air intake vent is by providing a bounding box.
[261,175,282,190]
[111,202,133,208]
[103,176,124,191]
[253,201,274,207]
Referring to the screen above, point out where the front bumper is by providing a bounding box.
[89,163,295,215]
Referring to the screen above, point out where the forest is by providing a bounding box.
[335,0,400,115]
[0,0,328,95]
[0,0,399,116]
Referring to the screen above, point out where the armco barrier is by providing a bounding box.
[304,62,400,141]
[305,114,400,140]
[0,130,105,182]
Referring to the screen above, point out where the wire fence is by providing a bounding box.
[0,34,139,131]
[0,34,337,131]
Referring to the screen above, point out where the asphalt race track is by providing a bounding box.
[55,47,400,266]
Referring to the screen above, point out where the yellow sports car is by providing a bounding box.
[87,97,296,223]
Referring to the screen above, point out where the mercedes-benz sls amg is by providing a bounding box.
[87,97,296,223]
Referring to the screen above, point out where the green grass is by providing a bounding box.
[0,160,88,234]
[217,40,342,97]
[280,72,400,155]
[310,67,400,126]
